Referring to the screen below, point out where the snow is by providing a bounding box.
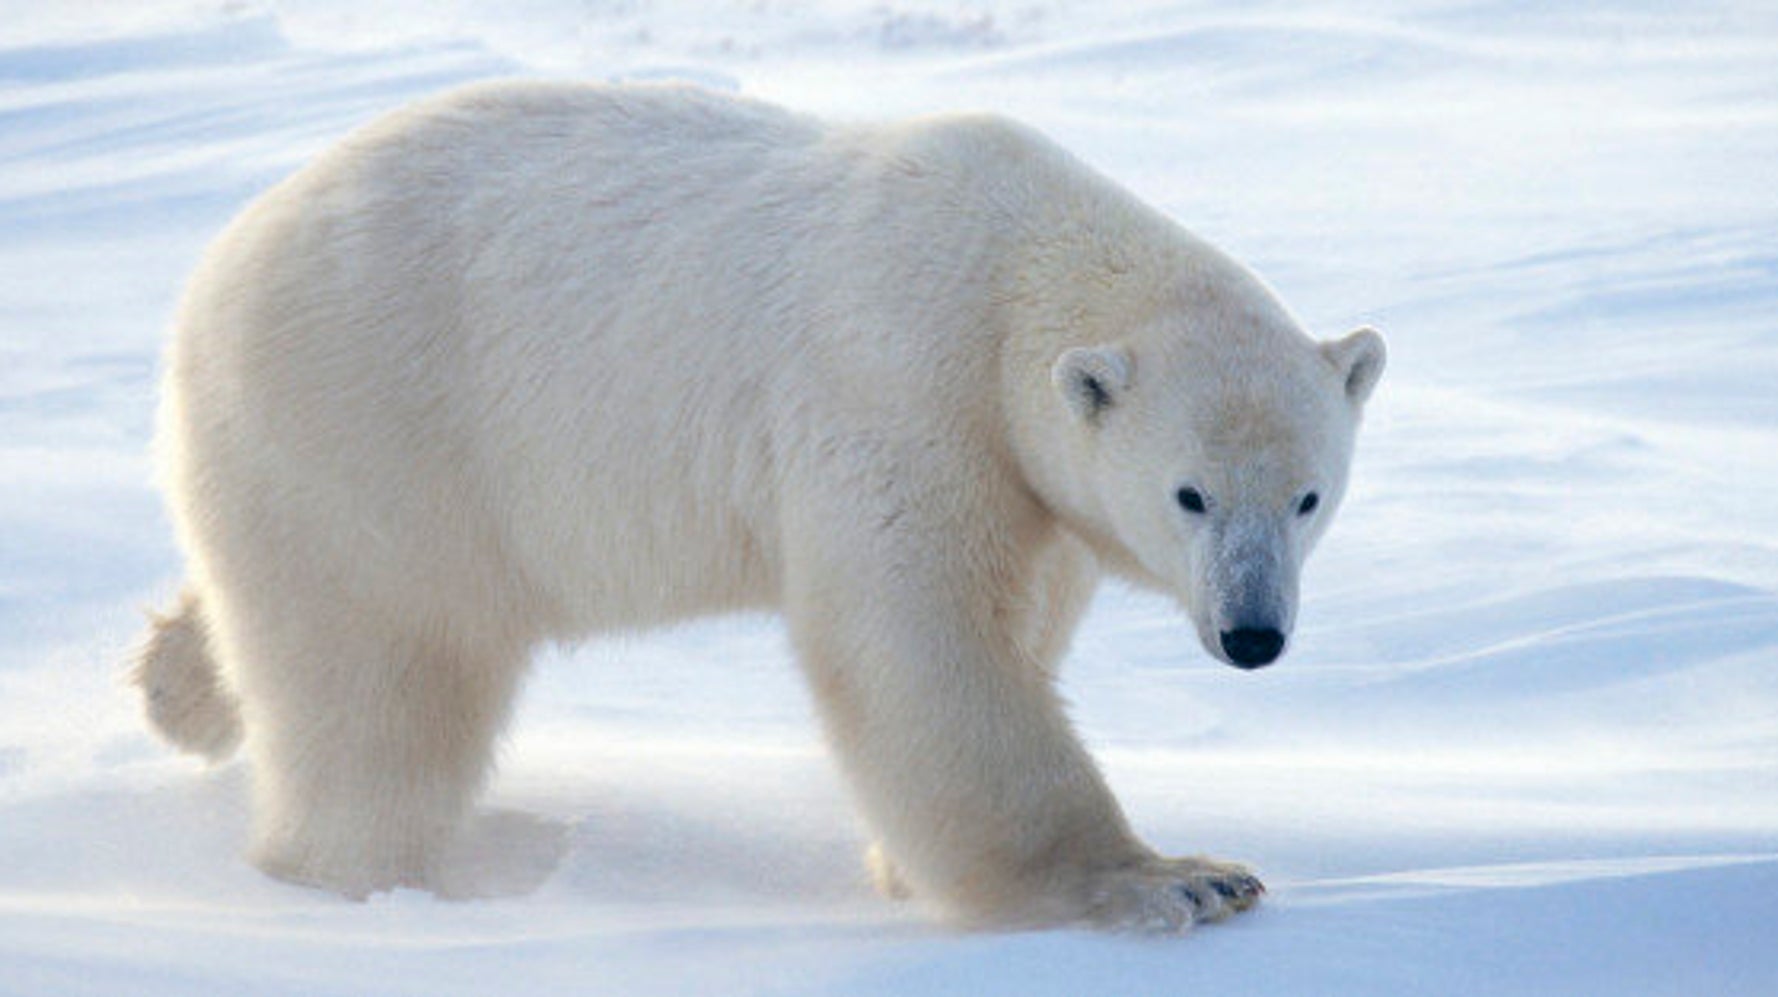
[2,2,1775,993]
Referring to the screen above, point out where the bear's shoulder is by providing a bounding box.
[870,109,1061,174]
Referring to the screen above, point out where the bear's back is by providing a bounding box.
[379,80,825,163]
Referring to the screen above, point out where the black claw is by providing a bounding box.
[1211,880,1238,899]
[1177,884,1203,907]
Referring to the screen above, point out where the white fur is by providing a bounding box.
[138,82,1381,930]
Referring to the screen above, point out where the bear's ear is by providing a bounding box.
[1323,327,1387,406]
[1052,345,1132,423]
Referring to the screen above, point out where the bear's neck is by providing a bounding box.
[985,146,1281,568]
[988,156,1181,536]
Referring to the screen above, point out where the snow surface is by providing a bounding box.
[3,2,1776,993]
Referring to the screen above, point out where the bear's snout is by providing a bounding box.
[1219,627,1285,669]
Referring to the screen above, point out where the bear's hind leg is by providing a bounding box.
[217,594,527,899]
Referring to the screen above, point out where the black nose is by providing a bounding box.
[1220,627,1285,669]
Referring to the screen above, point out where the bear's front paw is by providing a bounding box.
[865,842,913,901]
[1082,856,1264,933]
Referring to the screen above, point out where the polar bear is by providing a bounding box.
[134,81,1384,932]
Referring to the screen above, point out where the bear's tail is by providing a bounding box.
[131,589,243,762]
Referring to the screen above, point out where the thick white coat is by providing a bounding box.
[137,81,1383,931]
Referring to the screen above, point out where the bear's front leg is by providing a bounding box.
[782,496,1262,931]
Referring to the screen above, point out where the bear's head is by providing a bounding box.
[1033,301,1385,670]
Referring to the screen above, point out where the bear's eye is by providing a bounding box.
[1176,487,1207,514]
[1297,492,1320,516]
